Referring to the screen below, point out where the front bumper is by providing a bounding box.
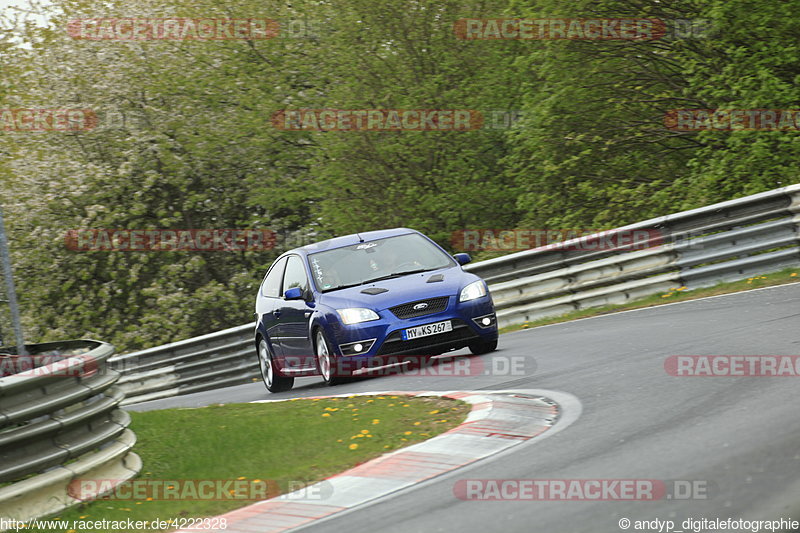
[329,295,498,365]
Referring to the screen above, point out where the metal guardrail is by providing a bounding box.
[0,340,140,523]
[110,323,258,406]
[468,184,800,327]
[115,184,800,403]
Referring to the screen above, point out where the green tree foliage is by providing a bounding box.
[504,0,800,227]
[0,0,797,349]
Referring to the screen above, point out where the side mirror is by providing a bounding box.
[284,287,304,300]
[454,253,472,266]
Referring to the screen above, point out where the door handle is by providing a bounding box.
[304,311,312,318]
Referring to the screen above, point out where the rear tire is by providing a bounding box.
[258,338,294,393]
[468,338,498,355]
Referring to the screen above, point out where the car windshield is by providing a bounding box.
[308,233,456,292]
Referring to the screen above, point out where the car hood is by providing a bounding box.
[318,267,477,311]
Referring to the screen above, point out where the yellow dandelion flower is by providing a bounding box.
[361,429,369,434]
[413,421,421,426]
[349,443,358,450]
[322,413,331,417]
[237,476,246,480]
[404,431,412,435]
[790,273,797,277]
[428,410,439,414]
[372,419,380,424]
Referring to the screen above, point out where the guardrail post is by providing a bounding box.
[0,206,26,357]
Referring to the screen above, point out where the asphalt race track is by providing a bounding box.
[129,283,800,533]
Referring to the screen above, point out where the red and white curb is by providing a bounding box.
[176,389,577,533]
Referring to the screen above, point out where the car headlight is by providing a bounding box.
[337,308,380,325]
[459,280,487,302]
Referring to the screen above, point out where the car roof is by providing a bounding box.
[286,227,419,257]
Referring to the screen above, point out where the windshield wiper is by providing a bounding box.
[321,268,438,293]
[321,282,366,293]
[361,268,435,284]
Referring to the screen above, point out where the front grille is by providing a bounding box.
[389,296,449,319]
[376,319,478,356]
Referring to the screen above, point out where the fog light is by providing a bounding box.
[472,314,496,329]
[339,339,376,356]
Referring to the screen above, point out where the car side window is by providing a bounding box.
[261,257,287,298]
[282,255,309,296]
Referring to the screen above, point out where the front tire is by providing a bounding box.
[315,329,349,386]
[258,338,294,393]
[468,338,498,355]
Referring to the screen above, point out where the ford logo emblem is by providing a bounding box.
[413,303,429,310]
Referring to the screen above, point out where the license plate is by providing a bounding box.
[402,320,453,341]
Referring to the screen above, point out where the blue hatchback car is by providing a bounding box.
[254,228,498,392]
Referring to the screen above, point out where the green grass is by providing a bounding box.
[500,267,800,335]
[31,395,469,532]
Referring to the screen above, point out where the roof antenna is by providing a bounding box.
[357,232,365,243]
